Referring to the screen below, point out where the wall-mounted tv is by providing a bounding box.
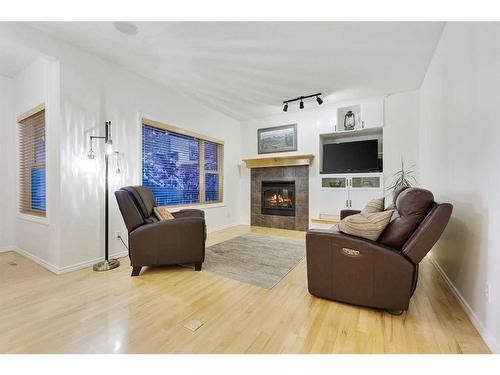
[322,139,380,173]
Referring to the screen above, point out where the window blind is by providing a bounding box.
[142,122,223,207]
[204,140,219,202]
[18,108,46,216]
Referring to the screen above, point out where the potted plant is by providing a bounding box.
[386,159,417,195]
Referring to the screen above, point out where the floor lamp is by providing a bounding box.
[87,121,120,272]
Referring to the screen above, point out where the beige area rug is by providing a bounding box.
[203,232,305,289]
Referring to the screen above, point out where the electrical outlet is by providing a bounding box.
[485,283,491,304]
[115,231,122,240]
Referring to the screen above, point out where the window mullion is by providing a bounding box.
[218,144,223,203]
[199,140,205,204]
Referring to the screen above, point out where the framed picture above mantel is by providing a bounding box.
[257,123,297,154]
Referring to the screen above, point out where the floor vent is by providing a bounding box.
[7,261,18,266]
[183,320,204,332]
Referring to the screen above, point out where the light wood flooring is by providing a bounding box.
[0,225,490,353]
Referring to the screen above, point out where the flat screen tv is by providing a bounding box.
[323,140,379,173]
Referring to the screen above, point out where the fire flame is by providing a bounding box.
[268,193,292,206]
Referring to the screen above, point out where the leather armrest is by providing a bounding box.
[172,209,205,219]
[129,217,206,266]
[307,228,401,256]
[340,209,361,220]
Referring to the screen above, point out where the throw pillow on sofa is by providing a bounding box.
[338,210,394,241]
[153,206,175,221]
[360,197,385,215]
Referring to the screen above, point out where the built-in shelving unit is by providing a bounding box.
[310,98,385,229]
[319,127,383,174]
[318,173,384,218]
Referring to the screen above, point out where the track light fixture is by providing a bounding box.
[282,92,323,111]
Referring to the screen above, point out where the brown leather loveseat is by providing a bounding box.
[306,188,453,313]
[115,186,206,276]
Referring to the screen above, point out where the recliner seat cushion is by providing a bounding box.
[378,188,434,249]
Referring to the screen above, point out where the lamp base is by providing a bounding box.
[93,259,120,272]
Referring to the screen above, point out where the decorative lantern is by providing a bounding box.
[344,110,356,130]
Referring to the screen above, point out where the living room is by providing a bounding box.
[1,1,500,372]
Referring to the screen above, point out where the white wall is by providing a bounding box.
[240,103,327,225]
[13,57,62,269]
[419,22,500,353]
[1,23,243,272]
[239,94,419,224]
[384,90,420,191]
[57,46,242,270]
[0,75,15,250]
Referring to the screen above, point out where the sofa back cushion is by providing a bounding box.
[378,188,434,249]
[385,185,409,210]
[122,186,157,222]
[401,202,453,264]
[115,190,145,232]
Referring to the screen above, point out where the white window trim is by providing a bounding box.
[16,102,50,225]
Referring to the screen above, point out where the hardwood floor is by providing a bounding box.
[0,225,490,353]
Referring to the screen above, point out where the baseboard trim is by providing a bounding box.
[5,222,244,275]
[207,222,246,233]
[9,247,129,275]
[14,247,60,274]
[57,250,129,274]
[429,254,499,354]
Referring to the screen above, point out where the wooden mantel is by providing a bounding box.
[242,154,314,169]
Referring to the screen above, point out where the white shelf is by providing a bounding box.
[320,126,383,141]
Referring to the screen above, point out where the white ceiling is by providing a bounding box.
[0,37,39,77]
[28,22,444,120]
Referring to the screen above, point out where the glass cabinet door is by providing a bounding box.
[351,176,381,188]
[322,177,347,188]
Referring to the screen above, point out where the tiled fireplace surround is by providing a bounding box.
[250,165,309,231]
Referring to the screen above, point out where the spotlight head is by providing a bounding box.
[299,100,304,109]
[87,150,96,160]
[283,103,288,112]
[316,96,323,105]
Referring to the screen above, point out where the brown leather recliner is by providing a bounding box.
[115,186,206,276]
[306,188,453,312]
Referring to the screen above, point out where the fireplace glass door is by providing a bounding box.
[261,181,295,217]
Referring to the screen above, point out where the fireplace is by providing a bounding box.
[261,181,295,217]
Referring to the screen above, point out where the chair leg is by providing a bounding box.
[194,262,202,271]
[386,309,405,316]
[131,266,142,277]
